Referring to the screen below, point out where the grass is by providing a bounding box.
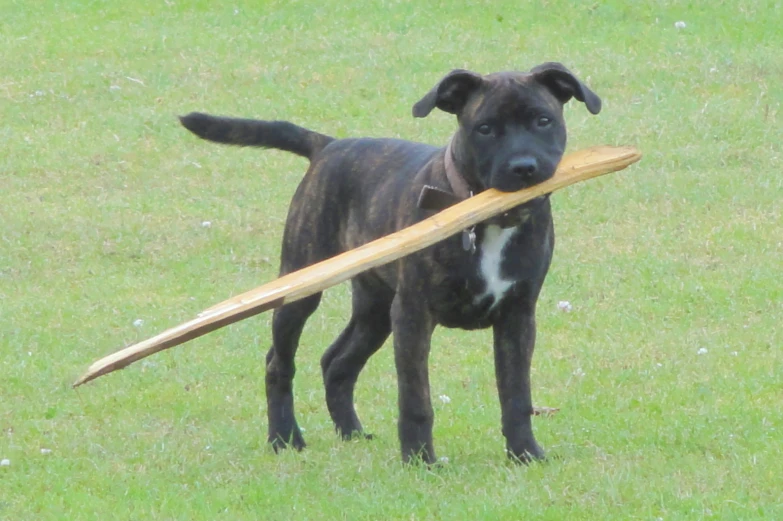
[1,0,782,519]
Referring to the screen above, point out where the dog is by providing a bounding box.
[179,62,601,464]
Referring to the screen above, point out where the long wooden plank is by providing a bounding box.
[74,145,641,387]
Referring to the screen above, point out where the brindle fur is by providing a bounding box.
[180,62,601,464]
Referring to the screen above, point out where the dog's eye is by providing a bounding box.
[476,124,493,135]
[536,116,552,128]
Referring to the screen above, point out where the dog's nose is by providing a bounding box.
[509,157,538,177]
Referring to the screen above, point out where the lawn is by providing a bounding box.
[1,0,781,519]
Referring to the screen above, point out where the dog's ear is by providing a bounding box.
[529,62,602,115]
[412,69,484,118]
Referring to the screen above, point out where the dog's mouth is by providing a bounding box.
[524,194,551,205]
[516,193,551,215]
[489,193,550,228]
[489,170,557,193]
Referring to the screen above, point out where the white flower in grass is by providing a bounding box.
[201,220,212,228]
[0,459,9,466]
[675,21,687,29]
[133,319,144,327]
[697,347,708,355]
[438,456,450,464]
[573,368,585,377]
[557,300,573,312]
[438,394,451,404]
[40,448,52,455]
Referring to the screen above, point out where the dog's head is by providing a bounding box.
[413,62,601,192]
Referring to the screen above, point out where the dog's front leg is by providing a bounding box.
[391,290,437,465]
[492,300,546,463]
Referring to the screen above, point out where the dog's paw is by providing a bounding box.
[340,430,374,442]
[401,445,437,467]
[269,430,306,453]
[506,442,546,464]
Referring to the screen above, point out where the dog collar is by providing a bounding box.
[417,138,475,212]
[443,138,474,200]
[416,139,480,252]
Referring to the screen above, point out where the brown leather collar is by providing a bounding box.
[443,138,473,200]
[417,138,475,212]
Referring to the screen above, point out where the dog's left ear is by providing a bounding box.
[529,62,602,115]
[412,69,484,118]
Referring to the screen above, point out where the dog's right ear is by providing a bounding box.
[412,69,484,118]
[529,62,602,115]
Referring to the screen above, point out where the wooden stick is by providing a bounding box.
[74,145,641,387]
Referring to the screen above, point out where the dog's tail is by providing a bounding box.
[179,112,335,161]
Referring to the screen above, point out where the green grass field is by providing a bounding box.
[2,1,782,519]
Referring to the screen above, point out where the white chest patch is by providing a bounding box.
[475,224,518,307]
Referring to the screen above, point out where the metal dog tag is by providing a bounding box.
[462,227,476,253]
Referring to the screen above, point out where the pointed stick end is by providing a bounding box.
[72,376,88,388]
[73,367,106,388]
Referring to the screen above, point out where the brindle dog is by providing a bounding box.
[180,62,601,464]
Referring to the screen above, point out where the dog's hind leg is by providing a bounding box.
[265,293,322,451]
[321,276,393,440]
